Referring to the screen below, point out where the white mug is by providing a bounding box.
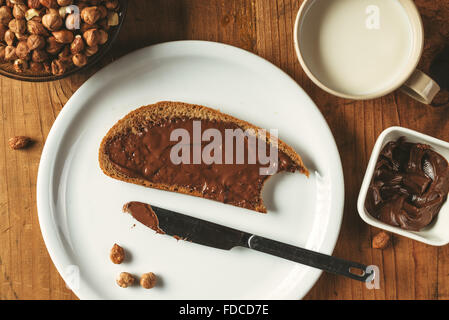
[294,0,440,104]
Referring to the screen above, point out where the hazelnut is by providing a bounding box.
[97,5,107,19]
[116,272,134,288]
[81,6,101,25]
[50,58,66,75]
[0,23,7,39]
[8,136,32,149]
[107,11,118,26]
[65,12,79,30]
[39,0,57,9]
[42,11,62,31]
[27,19,47,35]
[14,32,27,41]
[31,48,47,62]
[105,0,119,11]
[12,3,26,19]
[72,53,87,67]
[372,231,391,249]
[27,34,44,50]
[27,0,41,9]
[72,52,86,67]
[4,45,16,60]
[56,0,71,5]
[57,45,71,64]
[97,18,109,31]
[24,8,40,21]
[69,34,83,53]
[15,39,29,59]
[4,29,15,45]
[13,58,27,72]
[0,6,13,25]
[58,5,67,18]
[52,29,73,43]
[45,36,61,54]
[8,18,26,34]
[29,60,43,72]
[109,243,125,264]
[82,28,99,46]
[97,28,107,45]
[140,272,157,289]
[0,45,5,61]
[84,44,97,56]
[79,22,97,33]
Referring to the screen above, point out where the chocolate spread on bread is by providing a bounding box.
[365,137,449,231]
[104,118,301,211]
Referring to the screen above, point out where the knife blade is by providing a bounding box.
[123,202,374,282]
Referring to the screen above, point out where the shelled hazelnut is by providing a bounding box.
[84,44,97,56]
[42,11,62,31]
[81,6,101,25]
[51,57,65,75]
[15,40,29,59]
[52,29,73,43]
[27,34,45,50]
[0,45,6,61]
[46,35,62,54]
[9,18,26,34]
[8,136,32,149]
[27,0,41,10]
[4,45,16,60]
[69,34,83,53]
[140,272,157,289]
[32,48,47,62]
[0,0,121,76]
[0,24,7,39]
[0,6,13,25]
[82,27,98,46]
[116,272,134,288]
[72,52,86,66]
[13,58,27,72]
[12,4,27,19]
[4,29,14,45]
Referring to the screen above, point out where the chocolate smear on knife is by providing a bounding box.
[123,202,165,234]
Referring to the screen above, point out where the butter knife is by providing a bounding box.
[123,202,374,282]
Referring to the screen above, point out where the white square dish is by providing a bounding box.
[357,126,449,246]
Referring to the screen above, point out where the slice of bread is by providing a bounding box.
[99,101,309,213]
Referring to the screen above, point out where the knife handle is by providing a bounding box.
[247,235,374,282]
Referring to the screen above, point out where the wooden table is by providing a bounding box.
[1,0,448,300]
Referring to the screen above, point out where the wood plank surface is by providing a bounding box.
[0,0,448,300]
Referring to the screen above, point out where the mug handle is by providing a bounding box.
[400,69,440,105]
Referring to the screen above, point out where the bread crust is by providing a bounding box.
[99,101,309,213]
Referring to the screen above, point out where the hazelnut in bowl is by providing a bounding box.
[357,126,449,246]
[0,0,127,82]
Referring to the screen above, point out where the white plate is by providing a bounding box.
[37,41,344,300]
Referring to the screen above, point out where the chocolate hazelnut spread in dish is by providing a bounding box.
[365,137,449,231]
[99,102,308,213]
